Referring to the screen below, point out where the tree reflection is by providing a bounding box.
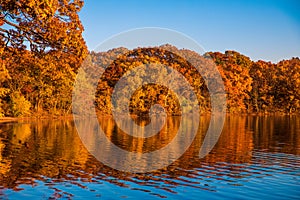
[0,115,299,195]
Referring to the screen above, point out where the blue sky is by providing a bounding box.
[79,0,300,63]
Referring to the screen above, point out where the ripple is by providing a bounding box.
[1,116,300,199]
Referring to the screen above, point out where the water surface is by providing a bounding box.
[0,115,299,199]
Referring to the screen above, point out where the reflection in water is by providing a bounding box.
[0,115,299,199]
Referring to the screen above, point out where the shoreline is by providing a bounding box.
[1,112,299,124]
[0,114,75,124]
[0,117,19,124]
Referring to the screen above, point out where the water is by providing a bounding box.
[0,115,299,199]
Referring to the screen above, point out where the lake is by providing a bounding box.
[0,115,299,199]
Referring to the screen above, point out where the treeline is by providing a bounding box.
[210,51,300,113]
[86,45,300,115]
[1,43,300,117]
[1,1,299,117]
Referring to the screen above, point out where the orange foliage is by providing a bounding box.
[0,0,87,116]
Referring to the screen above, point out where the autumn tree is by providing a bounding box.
[209,51,253,112]
[274,58,300,113]
[249,58,300,113]
[93,46,299,115]
[93,46,209,116]
[0,0,86,55]
[0,45,10,117]
[0,0,87,116]
[249,60,276,112]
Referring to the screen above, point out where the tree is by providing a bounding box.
[0,46,10,117]
[249,58,300,113]
[274,58,300,113]
[209,51,253,113]
[249,60,276,112]
[0,0,87,116]
[94,46,208,115]
[0,0,86,56]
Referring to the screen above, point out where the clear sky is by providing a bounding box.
[79,0,300,63]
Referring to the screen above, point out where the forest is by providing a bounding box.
[1,1,300,117]
[86,46,300,116]
[2,43,300,117]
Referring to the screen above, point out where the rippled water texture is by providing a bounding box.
[0,115,299,199]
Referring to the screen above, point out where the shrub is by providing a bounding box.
[10,92,31,117]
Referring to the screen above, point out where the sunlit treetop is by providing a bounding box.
[0,0,86,56]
